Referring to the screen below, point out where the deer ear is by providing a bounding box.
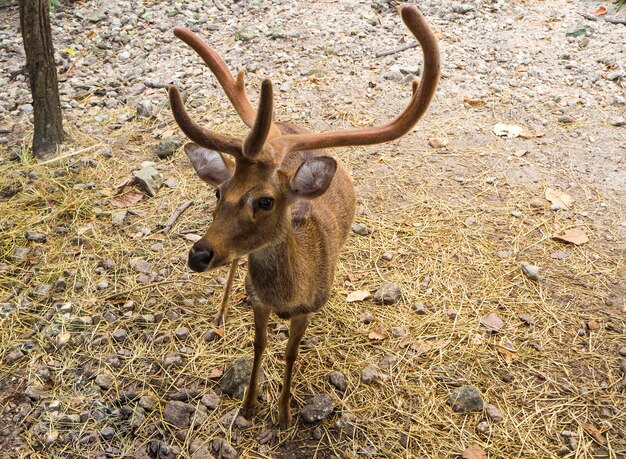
[290,156,337,199]
[184,143,235,186]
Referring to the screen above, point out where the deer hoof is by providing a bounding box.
[214,311,225,327]
[239,403,255,419]
[277,409,292,430]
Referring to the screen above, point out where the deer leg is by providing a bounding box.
[278,313,311,429]
[240,304,270,419]
[215,258,239,327]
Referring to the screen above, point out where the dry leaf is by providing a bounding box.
[347,271,369,282]
[581,422,606,445]
[145,233,166,240]
[215,328,225,338]
[545,187,574,209]
[493,123,524,139]
[183,234,202,242]
[115,176,137,189]
[480,313,504,332]
[207,367,223,379]
[552,228,588,245]
[347,290,371,302]
[463,97,485,107]
[495,339,518,364]
[110,191,144,207]
[593,6,607,16]
[462,444,486,459]
[399,338,431,355]
[513,149,528,157]
[368,329,388,341]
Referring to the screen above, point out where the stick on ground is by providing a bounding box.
[375,42,419,58]
[163,200,194,234]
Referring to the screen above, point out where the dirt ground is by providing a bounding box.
[0,0,625,458]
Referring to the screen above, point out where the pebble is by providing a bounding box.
[133,165,163,197]
[446,308,458,319]
[25,385,45,401]
[174,327,190,340]
[618,347,626,357]
[428,137,449,149]
[111,210,127,226]
[485,404,504,423]
[373,281,402,304]
[201,392,221,410]
[136,100,154,119]
[361,364,379,385]
[25,230,46,242]
[452,3,475,14]
[163,401,195,428]
[558,115,575,124]
[328,371,348,392]
[221,358,260,399]
[448,386,484,413]
[351,223,371,236]
[520,262,539,281]
[300,393,335,423]
[476,421,489,434]
[610,117,625,127]
[163,352,184,368]
[529,199,544,208]
[139,395,158,411]
[156,136,183,159]
[95,373,114,390]
[381,252,394,261]
[4,348,24,364]
[360,312,373,324]
[111,329,127,342]
[97,280,109,290]
[129,257,152,274]
[511,211,522,218]
[412,302,428,315]
[379,354,397,370]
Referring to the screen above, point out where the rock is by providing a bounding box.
[519,314,535,326]
[351,223,371,235]
[139,395,158,411]
[557,446,570,457]
[201,392,221,409]
[133,165,163,197]
[174,327,190,341]
[163,352,184,368]
[95,373,114,390]
[520,262,539,281]
[4,348,24,364]
[44,429,59,445]
[97,280,109,290]
[100,427,115,440]
[511,211,522,218]
[328,371,347,392]
[620,359,626,375]
[373,281,401,305]
[150,242,163,252]
[163,401,195,428]
[25,385,45,401]
[452,3,475,14]
[164,177,179,188]
[300,393,335,423]
[361,364,379,385]
[448,386,484,413]
[25,230,46,242]
[558,115,575,124]
[379,354,397,370]
[212,439,238,459]
[446,308,458,319]
[219,408,250,429]
[381,252,393,261]
[221,358,261,399]
[610,117,625,127]
[190,438,215,459]
[392,327,406,338]
[529,199,544,208]
[156,136,183,159]
[480,313,504,332]
[360,312,373,324]
[112,329,127,342]
[35,283,52,296]
[485,404,503,423]
[129,258,152,274]
[136,100,154,118]
[131,406,146,429]
[476,421,489,433]
[412,302,428,315]
[111,210,127,226]
[551,251,569,260]
[428,137,448,148]
[618,347,626,357]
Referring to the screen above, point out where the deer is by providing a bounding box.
[167,4,440,429]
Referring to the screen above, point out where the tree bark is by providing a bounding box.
[19,0,64,158]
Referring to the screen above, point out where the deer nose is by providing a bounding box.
[188,245,214,272]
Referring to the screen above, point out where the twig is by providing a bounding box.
[215,258,240,327]
[163,200,194,234]
[33,144,101,167]
[103,279,190,300]
[375,42,418,58]
[579,12,626,25]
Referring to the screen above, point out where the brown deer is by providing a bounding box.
[168,5,439,429]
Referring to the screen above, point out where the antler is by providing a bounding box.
[268,5,440,158]
[172,27,281,140]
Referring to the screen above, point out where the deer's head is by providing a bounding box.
[169,5,440,272]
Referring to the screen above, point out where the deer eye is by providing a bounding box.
[256,197,274,211]
[215,189,221,200]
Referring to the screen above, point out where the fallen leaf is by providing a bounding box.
[115,176,137,189]
[207,367,223,379]
[545,187,574,209]
[215,328,225,338]
[581,422,606,445]
[183,234,202,242]
[593,6,607,16]
[399,338,431,355]
[145,233,166,240]
[347,271,369,282]
[110,191,144,207]
[462,444,486,459]
[552,228,588,245]
[495,338,518,364]
[463,97,485,107]
[513,149,528,157]
[347,290,371,302]
[493,123,524,139]
[480,313,504,332]
[368,329,388,341]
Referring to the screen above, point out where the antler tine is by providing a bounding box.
[243,80,274,159]
[168,86,244,157]
[268,4,440,158]
[173,27,281,140]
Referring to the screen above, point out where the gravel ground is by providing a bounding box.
[0,0,625,458]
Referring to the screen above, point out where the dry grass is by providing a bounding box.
[1,96,625,459]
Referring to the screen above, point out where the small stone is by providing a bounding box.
[112,329,127,343]
[163,352,184,368]
[4,348,24,364]
[529,199,544,208]
[448,386,484,413]
[392,327,406,338]
[452,3,475,14]
[35,283,52,296]
[360,312,373,324]
[174,327,190,341]
[300,393,335,423]
[139,395,158,411]
[219,408,250,429]
[428,137,448,148]
[111,211,127,226]
[551,251,569,260]
[156,136,183,159]
[379,354,397,370]
[381,252,394,261]
[163,401,195,428]
[164,177,179,188]
[95,373,114,390]
[150,242,163,252]
[212,439,238,459]
[618,347,626,357]
[100,427,115,440]
[485,404,503,423]
[190,438,214,459]
[328,371,347,392]
[511,211,522,218]
[351,223,371,235]
[609,117,625,127]
[133,165,163,197]
[519,314,535,326]
[557,446,570,457]
[44,429,59,445]
[129,257,152,274]
[221,358,262,399]
[446,308,458,319]
[25,230,46,242]
[558,115,575,124]
[136,100,154,118]
[25,385,45,401]
[480,313,504,332]
[501,373,514,383]
[361,364,379,385]
[412,302,427,315]
[97,280,109,290]
[201,392,221,409]
[131,406,146,429]
[373,281,401,305]
[620,359,626,375]
[476,421,489,434]
[520,262,539,281]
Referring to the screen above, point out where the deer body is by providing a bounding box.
[168,4,439,429]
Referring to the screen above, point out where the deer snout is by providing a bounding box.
[188,243,214,272]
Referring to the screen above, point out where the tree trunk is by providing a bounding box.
[19,0,64,158]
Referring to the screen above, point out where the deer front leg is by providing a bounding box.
[278,313,311,430]
[240,304,270,419]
